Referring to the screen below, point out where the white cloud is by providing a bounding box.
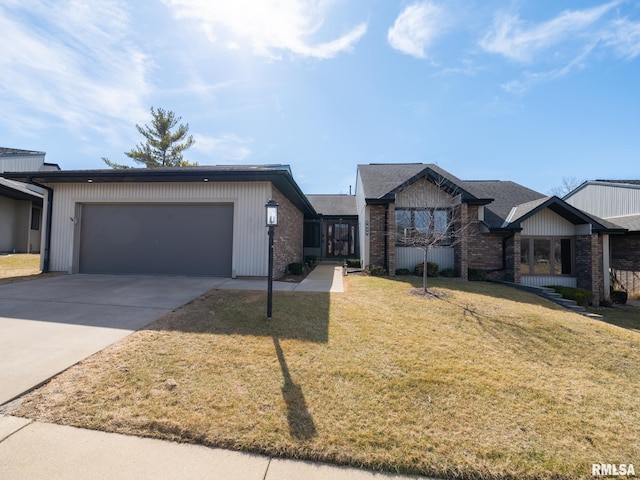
[162,0,367,59]
[604,18,640,59]
[192,133,252,162]
[0,1,150,138]
[387,2,446,58]
[479,2,620,63]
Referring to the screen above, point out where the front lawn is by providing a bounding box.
[13,276,640,479]
[0,254,41,281]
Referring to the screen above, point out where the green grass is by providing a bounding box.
[13,276,640,480]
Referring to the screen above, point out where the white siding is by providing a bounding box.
[355,171,369,267]
[396,246,454,271]
[0,155,47,173]
[521,275,576,288]
[566,183,640,218]
[395,178,455,208]
[47,182,272,276]
[521,209,577,236]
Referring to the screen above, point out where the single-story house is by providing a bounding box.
[3,165,316,278]
[356,163,625,305]
[304,194,359,261]
[564,180,640,296]
[0,147,60,254]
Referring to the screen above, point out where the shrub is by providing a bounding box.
[611,290,628,305]
[288,262,304,275]
[440,268,456,278]
[468,268,486,281]
[366,264,386,276]
[545,285,595,307]
[415,262,439,277]
[346,258,361,268]
[304,255,317,266]
[395,268,411,276]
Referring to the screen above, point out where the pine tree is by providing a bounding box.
[102,107,196,168]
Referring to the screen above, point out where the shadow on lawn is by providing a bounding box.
[273,336,317,440]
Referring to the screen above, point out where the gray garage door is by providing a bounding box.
[79,203,233,276]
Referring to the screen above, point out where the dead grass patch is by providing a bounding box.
[13,276,640,479]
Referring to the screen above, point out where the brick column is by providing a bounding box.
[575,233,603,306]
[505,232,521,283]
[455,203,469,280]
[387,203,396,276]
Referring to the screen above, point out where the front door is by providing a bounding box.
[326,222,357,258]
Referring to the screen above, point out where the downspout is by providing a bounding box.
[28,177,53,273]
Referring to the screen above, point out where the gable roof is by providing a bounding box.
[306,194,357,217]
[503,196,625,233]
[356,163,547,230]
[3,165,317,218]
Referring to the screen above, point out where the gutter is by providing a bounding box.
[27,177,52,273]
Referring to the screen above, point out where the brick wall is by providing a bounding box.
[454,203,469,280]
[575,233,603,306]
[271,187,303,278]
[611,233,640,296]
[369,204,387,270]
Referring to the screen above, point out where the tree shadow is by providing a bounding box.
[273,336,317,441]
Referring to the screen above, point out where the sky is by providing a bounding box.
[1,0,639,196]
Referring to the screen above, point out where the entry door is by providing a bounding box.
[326,222,356,257]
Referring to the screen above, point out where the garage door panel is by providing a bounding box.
[79,204,233,276]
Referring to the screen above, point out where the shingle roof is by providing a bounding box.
[605,214,640,232]
[461,180,545,229]
[306,194,357,216]
[356,163,546,229]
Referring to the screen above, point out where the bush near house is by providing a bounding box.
[304,255,317,266]
[345,258,361,268]
[545,285,595,307]
[395,268,411,276]
[365,264,386,276]
[415,262,439,278]
[440,268,456,278]
[468,268,487,281]
[288,262,304,275]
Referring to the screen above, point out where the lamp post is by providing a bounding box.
[265,198,279,320]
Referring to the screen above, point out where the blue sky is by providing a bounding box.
[1,0,639,195]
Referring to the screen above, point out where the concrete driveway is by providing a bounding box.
[0,274,226,406]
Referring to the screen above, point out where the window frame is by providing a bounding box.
[520,236,574,276]
[395,208,453,246]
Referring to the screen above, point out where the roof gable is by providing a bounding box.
[503,196,624,233]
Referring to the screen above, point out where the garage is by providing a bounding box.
[79,203,233,276]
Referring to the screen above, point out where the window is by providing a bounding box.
[521,237,573,275]
[395,208,452,245]
[31,207,41,231]
[303,222,320,248]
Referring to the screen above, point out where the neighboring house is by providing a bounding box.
[0,147,60,254]
[564,180,640,296]
[3,165,315,278]
[356,163,624,304]
[304,194,358,260]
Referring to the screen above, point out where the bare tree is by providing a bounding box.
[394,177,469,293]
[548,176,581,197]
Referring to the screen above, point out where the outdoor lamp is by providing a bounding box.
[266,198,279,227]
[265,199,279,320]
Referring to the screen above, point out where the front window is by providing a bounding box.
[395,208,452,245]
[521,237,573,275]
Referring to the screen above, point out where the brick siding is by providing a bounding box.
[611,233,640,296]
[575,233,603,306]
[369,204,387,271]
[271,187,303,278]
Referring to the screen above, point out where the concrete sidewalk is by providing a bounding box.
[218,262,344,293]
[0,416,430,480]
